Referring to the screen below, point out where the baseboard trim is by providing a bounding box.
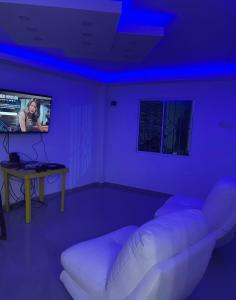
[46,182,103,199]
[102,182,171,198]
[3,182,102,210]
[52,181,170,199]
[3,181,170,210]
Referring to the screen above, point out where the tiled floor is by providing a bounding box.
[0,184,235,300]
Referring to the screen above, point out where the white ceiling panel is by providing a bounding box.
[0,0,121,13]
[110,32,161,61]
[0,0,234,75]
[0,2,163,62]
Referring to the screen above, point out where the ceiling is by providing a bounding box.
[0,0,235,82]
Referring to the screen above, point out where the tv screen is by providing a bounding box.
[0,90,52,133]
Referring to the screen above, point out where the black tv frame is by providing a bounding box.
[0,89,52,134]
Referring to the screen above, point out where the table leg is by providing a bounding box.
[0,212,7,239]
[61,173,66,212]
[0,196,7,239]
[25,177,31,224]
[4,172,10,212]
[39,177,44,203]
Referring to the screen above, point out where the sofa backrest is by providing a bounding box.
[125,232,216,300]
[203,177,236,232]
[106,209,209,300]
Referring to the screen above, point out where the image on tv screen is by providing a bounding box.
[0,90,52,133]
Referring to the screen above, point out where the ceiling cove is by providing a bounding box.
[0,0,235,83]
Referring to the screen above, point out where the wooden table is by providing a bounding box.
[1,166,69,224]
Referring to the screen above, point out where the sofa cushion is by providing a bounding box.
[106,209,208,300]
[154,195,204,218]
[203,177,236,231]
[61,226,137,298]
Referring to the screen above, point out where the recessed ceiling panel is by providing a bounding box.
[0,3,120,59]
[110,32,161,61]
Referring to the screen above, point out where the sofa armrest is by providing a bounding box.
[154,195,204,218]
[60,225,137,298]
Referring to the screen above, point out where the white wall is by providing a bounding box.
[0,61,105,202]
[2,61,236,201]
[104,80,236,198]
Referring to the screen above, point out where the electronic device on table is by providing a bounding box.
[0,160,65,172]
[24,162,66,172]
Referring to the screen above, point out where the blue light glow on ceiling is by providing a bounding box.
[0,43,236,84]
[120,0,173,28]
[107,64,236,83]
[0,43,108,82]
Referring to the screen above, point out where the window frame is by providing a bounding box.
[137,98,195,157]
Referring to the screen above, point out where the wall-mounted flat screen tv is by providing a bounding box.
[0,90,52,133]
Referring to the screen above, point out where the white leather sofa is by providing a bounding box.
[60,177,236,300]
[60,209,216,300]
[154,177,236,247]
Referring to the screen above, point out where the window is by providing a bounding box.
[138,100,192,156]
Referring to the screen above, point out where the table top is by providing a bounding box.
[0,166,69,179]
